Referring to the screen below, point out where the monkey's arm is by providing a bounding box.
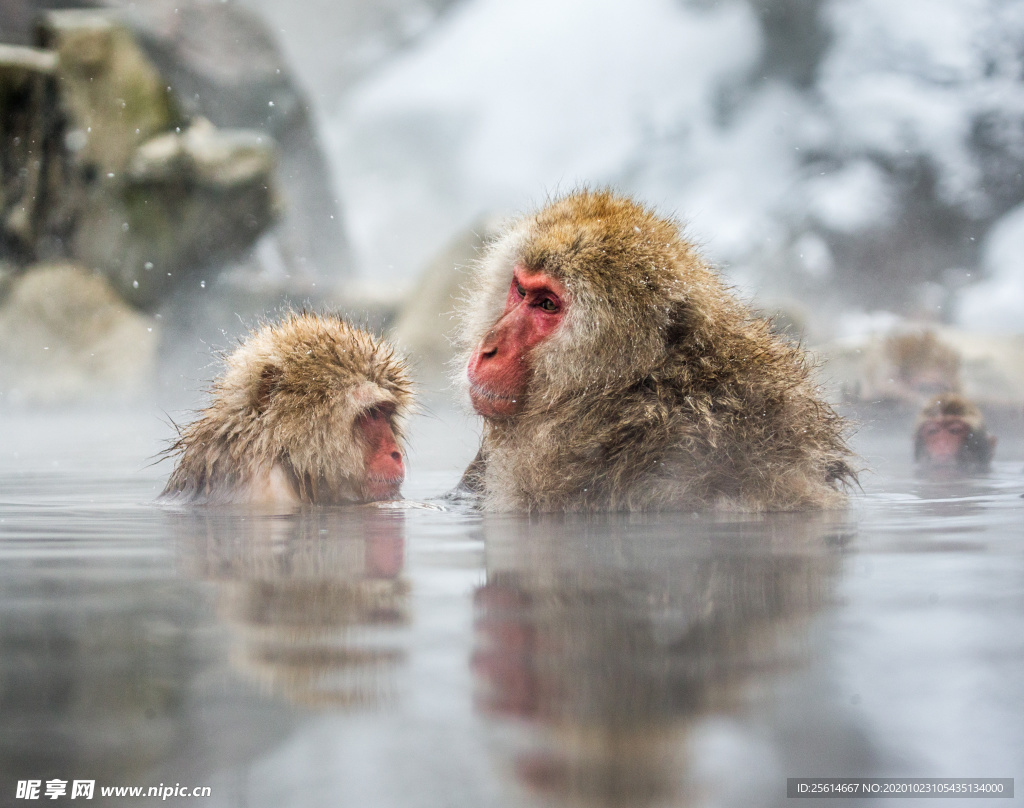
[453,448,487,496]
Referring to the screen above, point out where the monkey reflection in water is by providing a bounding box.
[457,190,858,512]
[162,312,412,506]
[914,393,997,475]
[472,514,850,807]
[178,509,409,707]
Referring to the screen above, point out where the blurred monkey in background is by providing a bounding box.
[914,393,996,473]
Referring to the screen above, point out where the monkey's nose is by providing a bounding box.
[476,328,501,360]
[387,449,404,472]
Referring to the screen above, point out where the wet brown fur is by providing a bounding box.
[456,189,858,512]
[163,312,412,504]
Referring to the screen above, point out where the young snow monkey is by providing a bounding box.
[163,312,412,505]
[456,189,858,512]
[914,393,997,473]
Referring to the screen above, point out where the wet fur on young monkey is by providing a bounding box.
[456,189,858,512]
[163,312,412,505]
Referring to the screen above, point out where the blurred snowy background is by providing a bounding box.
[1,0,1023,405]
[288,0,1024,335]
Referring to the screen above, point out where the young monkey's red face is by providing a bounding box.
[917,416,971,466]
[467,267,567,418]
[356,403,405,500]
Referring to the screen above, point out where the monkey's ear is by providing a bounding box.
[253,364,283,413]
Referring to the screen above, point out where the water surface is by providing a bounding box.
[0,406,1021,807]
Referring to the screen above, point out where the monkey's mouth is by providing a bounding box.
[364,473,404,501]
[469,383,521,418]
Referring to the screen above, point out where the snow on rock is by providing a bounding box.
[802,161,895,235]
[329,0,760,281]
[955,203,1024,332]
[818,0,1024,215]
[325,0,1024,334]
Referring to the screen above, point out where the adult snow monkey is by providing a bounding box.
[456,189,857,512]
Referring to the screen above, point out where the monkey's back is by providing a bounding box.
[655,316,856,511]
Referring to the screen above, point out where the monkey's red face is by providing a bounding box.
[917,416,971,466]
[357,403,405,500]
[467,267,567,418]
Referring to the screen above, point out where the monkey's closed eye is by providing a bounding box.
[361,402,396,423]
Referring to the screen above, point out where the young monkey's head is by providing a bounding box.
[164,312,413,505]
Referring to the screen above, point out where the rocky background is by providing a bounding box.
[0,0,353,406]
[0,0,1022,425]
